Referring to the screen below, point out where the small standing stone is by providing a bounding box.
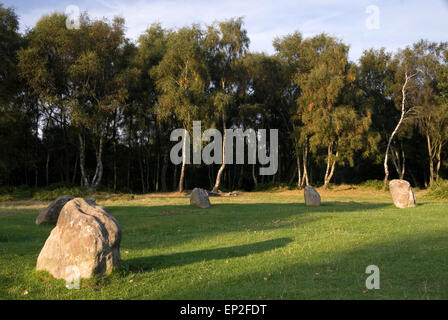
[190,188,211,208]
[35,195,74,225]
[304,186,321,206]
[389,179,416,208]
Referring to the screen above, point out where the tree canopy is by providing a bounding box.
[1,3,448,192]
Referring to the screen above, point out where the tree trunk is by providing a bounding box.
[326,152,338,187]
[435,143,442,183]
[426,134,434,186]
[324,144,333,189]
[155,152,160,192]
[161,151,168,192]
[78,134,90,189]
[227,166,231,190]
[238,164,244,189]
[46,152,50,186]
[179,162,186,193]
[302,142,309,187]
[212,115,226,193]
[409,168,419,187]
[208,166,213,190]
[78,133,104,192]
[127,154,131,191]
[63,123,70,183]
[390,144,406,180]
[72,156,78,185]
[127,121,133,190]
[91,135,104,192]
[400,148,405,180]
[139,151,146,193]
[233,161,238,190]
[294,142,302,188]
[252,164,258,188]
[384,71,415,187]
[288,166,300,187]
[178,129,188,193]
[113,142,117,193]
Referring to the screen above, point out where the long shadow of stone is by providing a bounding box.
[124,237,293,273]
[155,231,448,299]
[109,202,391,250]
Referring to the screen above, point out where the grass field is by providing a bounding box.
[1,186,447,300]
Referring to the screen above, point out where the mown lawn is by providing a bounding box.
[0,186,447,300]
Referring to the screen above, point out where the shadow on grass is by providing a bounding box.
[124,237,293,273]
[108,202,391,249]
[155,231,448,300]
[0,201,394,255]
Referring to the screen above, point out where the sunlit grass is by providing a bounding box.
[1,186,447,300]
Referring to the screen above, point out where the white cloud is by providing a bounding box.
[6,0,448,61]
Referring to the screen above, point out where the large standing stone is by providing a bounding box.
[304,186,321,206]
[35,195,74,225]
[190,188,211,208]
[389,179,416,208]
[36,198,121,281]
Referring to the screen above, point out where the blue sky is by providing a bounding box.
[3,0,448,62]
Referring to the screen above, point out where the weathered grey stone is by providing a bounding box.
[304,186,321,206]
[35,195,74,225]
[36,198,121,281]
[389,179,416,208]
[190,188,211,208]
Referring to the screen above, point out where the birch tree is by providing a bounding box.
[412,41,448,186]
[152,25,208,192]
[206,18,249,193]
[295,34,369,188]
[383,48,420,186]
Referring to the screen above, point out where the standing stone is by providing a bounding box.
[389,179,416,208]
[304,186,321,206]
[36,198,121,281]
[190,188,211,208]
[35,195,74,225]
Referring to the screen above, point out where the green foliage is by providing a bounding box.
[427,179,448,199]
[280,33,371,186]
[3,6,448,193]
[151,25,207,125]
[0,184,88,201]
[0,185,33,201]
[361,180,387,191]
[0,3,22,104]
[252,182,295,192]
[32,185,89,201]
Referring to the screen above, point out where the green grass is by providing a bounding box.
[1,186,447,300]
